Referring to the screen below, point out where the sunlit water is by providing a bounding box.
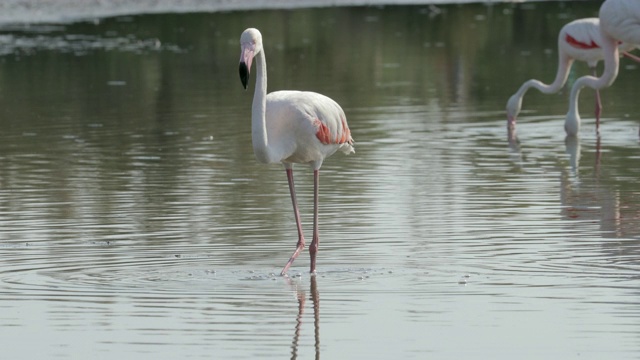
[1,2,640,359]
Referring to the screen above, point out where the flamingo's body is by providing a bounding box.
[238,28,354,275]
[507,18,638,131]
[565,0,640,136]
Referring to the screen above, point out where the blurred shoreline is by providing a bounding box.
[0,0,493,25]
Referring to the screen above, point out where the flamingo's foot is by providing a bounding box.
[280,240,305,276]
[308,239,318,274]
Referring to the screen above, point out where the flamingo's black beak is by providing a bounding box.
[239,43,254,90]
[239,62,249,90]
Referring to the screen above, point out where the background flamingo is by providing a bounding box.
[238,28,354,275]
[565,0,640,136]
[506,17,639,133]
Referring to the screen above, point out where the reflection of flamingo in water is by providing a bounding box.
[506,18,640,133]
[289,276,320,360]
[564,135,602,177]
[238,28,355,275]
[565,0,640,136]
[564,135,581,175]
[506,127,525,168]
[560,135,636,238]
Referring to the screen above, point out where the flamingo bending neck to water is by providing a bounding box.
[238,28,354,275]
[506,18,639,133]
[565,0,640,136]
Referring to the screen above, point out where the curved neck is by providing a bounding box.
[517,54,574,98]
[565,31,619,135]
[251,49,270,161]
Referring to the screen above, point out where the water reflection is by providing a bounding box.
[290,276,320,360]
[564,134,581,174]
[561,134,638,239]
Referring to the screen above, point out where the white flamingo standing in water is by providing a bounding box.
[565,0,640,136]
[506,17,640,132]
[238,28,354,275]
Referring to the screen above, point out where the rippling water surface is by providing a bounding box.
[1,2,640,359]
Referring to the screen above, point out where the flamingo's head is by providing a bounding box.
[564,109,581,137]
[505,93,522,128]
[239,28,263,90]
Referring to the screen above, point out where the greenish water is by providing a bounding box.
[1,2,640,359]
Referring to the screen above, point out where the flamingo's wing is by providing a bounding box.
[306,93,353,149]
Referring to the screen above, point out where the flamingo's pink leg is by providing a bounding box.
[281,168,306,276]
[622,51,640,63]
[592,67,602,135]
[309,170,319,274]
[595,89,602,133]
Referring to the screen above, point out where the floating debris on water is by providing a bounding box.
[0,33,184,57]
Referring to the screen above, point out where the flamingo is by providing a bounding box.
[238,28,354,275]
[565,0,640,136]
[506,17,640,133]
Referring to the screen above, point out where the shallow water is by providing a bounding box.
[1,2,640,359]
